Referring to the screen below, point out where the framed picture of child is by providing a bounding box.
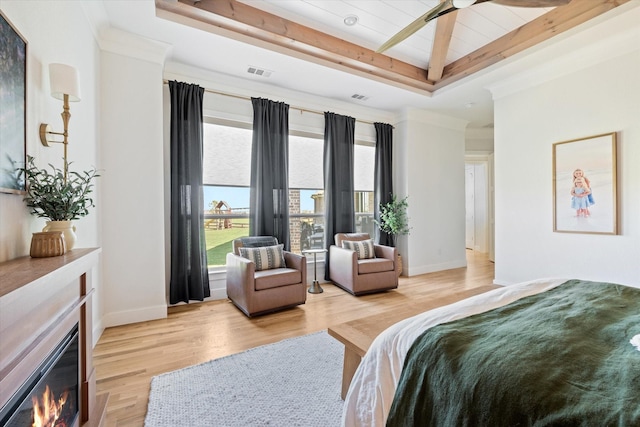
[552,132,617,235]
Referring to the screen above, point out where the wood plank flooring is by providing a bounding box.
[93,250,495,426]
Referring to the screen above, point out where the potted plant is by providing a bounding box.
[375,194,410,275]
[375,194,410,247]
[22,155,99,251]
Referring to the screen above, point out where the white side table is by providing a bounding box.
[302,248,327,294]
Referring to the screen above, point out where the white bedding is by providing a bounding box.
[341,278,568,427]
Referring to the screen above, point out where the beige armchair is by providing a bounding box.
[329,233,398,296]
[226,236,307,317]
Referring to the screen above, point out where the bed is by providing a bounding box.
[341,278,640,426]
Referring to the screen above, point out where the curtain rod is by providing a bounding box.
[163,79,379,126]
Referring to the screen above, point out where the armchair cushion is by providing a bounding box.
[342,239,376,259]
[358,257,394,274]
[254,268,303,291]
[238,244,286,271]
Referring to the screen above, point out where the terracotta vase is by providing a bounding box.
[42,220,77,251]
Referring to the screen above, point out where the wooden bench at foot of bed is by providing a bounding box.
[328,285,500,399]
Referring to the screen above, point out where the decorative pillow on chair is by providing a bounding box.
[239,244,286,271]
[342,239,376,259]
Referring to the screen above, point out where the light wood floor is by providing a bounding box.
[93,250,495,426]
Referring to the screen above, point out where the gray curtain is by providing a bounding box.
[374,122,394,246]
[169,81,210,304]
[249,97,290,250]
[323,112,355,279]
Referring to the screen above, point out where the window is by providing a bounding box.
[354,142,375,238]
[203,120,375,268]
[202,122,251,267]
[289,134,324,253]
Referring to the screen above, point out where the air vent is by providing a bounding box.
[351,94,369,101]
[247,66,272,78]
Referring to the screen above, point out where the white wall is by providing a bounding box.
[492,16,640,287]
[0,1,104,339]
[99,30,169,327]
[396,109,468,276]
[465,128,494,154]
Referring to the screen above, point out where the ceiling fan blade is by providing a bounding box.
[376,0,566,55]
[490,0,570,7]
[377,0,456,54]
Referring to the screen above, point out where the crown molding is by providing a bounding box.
[396,107,468,132]
[487,4,640,100]
[100,27,171,65]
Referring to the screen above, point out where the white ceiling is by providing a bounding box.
[233,0,550,69]
[98,0,635,129]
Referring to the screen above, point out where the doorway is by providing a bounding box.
[464,158,492,255]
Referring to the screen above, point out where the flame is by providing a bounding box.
[32,385,69,427]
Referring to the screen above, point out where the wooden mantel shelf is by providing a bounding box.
[0,247,106,426]
[0,247,100,298]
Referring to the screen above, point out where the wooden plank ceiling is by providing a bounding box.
[155,0,628,95]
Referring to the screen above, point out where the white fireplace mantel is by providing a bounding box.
[0,248,107,426]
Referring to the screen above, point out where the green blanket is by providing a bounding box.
[386,280,640,427]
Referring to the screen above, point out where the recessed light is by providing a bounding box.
[344,15,358,26]
[464,102,475,109]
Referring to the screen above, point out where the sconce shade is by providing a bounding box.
[49,63,81,102]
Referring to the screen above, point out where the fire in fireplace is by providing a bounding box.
[0,325,79,427]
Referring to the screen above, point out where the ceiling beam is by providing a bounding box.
[427,6,458,82]
[435,0,630,89]
[156,0,436,94]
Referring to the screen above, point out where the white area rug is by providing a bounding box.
[144,331,344,427]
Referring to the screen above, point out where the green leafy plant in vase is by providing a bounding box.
[22,155,99,251]
[375,194,410,275]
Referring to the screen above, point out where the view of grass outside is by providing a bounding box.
[205,219,249,266]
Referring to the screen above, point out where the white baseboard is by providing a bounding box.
[92,319,105,348]
[206,286,228,301]
[406,259,467,276]
[102,304,168,328]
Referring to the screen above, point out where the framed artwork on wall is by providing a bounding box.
[0,11,27,194]
[552,132,617,235]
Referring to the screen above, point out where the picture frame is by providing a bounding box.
[0,11,27,194]
[552,132,617,235]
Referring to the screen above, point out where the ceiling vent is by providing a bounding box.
[247,66,272,78]
[351,94,369,101]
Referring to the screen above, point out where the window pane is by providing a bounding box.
[289,189,325,256]
[354,143,374,192]
[203,123,251,186]
[289,135,325,256]
[354,144,375,237]
[289,135,323,189]
[203,185,250,267]
[202,121,252,268]
[355,191,375,237]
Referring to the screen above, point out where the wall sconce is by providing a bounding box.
[39,63,81,180]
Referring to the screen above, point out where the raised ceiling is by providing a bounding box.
[98,0,634,129]
[155,0,627,94]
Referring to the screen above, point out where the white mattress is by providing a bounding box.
[341,278,568,427]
